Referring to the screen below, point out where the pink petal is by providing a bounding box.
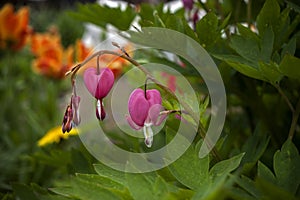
[146,89,162,107]
[128,88,149,127]
[175,113,188,123]
[95,68,114,99]
[83,68,99,98]
[126,115,142,130]
[83,68,114,99]
[71,95,81,125]
[147,104,167,126]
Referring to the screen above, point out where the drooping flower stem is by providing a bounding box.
[144,76,152,99]
[65,45,221,160]
[97,54,101,75]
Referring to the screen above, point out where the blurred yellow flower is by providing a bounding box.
[37,125,79,147]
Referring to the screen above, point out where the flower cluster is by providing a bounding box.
[61,43,133,131]
[30,30,90,79]
[0,3,31,51]
[81,65,166,147]
[61,46,170,147]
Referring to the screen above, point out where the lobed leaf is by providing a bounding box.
[273,139,300,194]
[279,54,300,79]
[168,140,209,190]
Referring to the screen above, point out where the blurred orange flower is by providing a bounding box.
[30,31,91,79]
[75,39,90,62]
[0,3,30,51]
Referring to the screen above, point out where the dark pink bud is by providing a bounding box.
[62,105,73,133]
[182,0,193,10]
[83,68,114,100]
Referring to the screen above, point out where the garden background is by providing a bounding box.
[0,0,299,199]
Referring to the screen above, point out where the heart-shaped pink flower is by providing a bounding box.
[83,67,114,120]
[83,68,114,99]
[126,88,167,147]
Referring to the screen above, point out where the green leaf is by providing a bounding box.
[233,175,261,198]
[227,187,257,200]
[229,35,260,64]
[69,3,136,31]
[279,54,300,79]
[281,37,297,59]
[70,149,94,174]
[125,172,169,200]
[165,14,184,32]
[51,175,123,200]
[257,161,276,184]
[273,139,300,194]
[260,27,274,62]
[259,62,283,84]
[256,0,280,35]
[209,153,245,184]
[76,173,126,191]
[94,163,126,185]
[12,183,39,200]
[274,8,292,50]
[219,13,231,31]
[255,178,298,200]
[31,150,71,168]
[168,140,209,190]
[196,12,220,48]
[237,24,260,42]
[213,54,265,81]
[241,123,270,173]
[191,153,244,200]
[286,0,300,13]
[168,187,194,200]
[191,184,226,200]
[49,187,74,198]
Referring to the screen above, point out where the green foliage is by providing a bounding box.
[2,0,300,199]
[30,7,85,47]
[279,54,300,79]
[233,139,300,200]
[68,3,136,31]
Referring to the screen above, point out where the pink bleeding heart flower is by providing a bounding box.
[83,67,114,120]
[126,88,167,148]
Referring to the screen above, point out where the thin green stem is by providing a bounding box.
[247,0,252,28]
[144,76,151,99]
[275,84,295,113]
[288,98,300,140]
[97,54,101,74]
